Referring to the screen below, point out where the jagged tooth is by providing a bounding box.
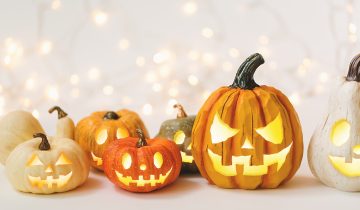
[150,175,155,180]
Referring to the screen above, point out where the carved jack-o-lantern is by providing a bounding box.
[156,104,198,173]
[308,54,360,192]
[192,53,303,189]
[75,109,149,170]
[5,133,89,194]
[103,129,181,192]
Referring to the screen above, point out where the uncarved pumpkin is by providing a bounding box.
[0,110,44,165]
[192,53,303,189]
[103,129,181,192]
[308,54,360,191]
[75,109,149,170]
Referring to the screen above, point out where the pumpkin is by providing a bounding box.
[49,106,75,139]
[75,109,149,170]
[156,104,198,173]
[308,54,360,192]
[103,129,181,192]
[0,110,44,165]
[5,133,90,194]
[192,53,303,189]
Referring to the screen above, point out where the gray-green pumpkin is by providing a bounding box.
[156,104,198,173]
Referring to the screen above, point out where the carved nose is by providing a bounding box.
[140,164,147,171]
[353,145,360,155]
[45,165,53,173]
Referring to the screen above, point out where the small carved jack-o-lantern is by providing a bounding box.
[75,109,149,170]
[103,129,181,192]
[6,133,90,194]
[192,53,303,189]
[156,104,198,173]
[308,54,360,192]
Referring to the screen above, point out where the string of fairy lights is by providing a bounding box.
[0,0,358,120]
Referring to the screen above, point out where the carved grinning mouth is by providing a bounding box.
[28,172,73,188]
[207,143,292,176]
[115,167,172,187]
[91,152,103,166]
[329,156,360,177]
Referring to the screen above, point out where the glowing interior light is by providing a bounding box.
[122,153,132,169]
[140,164,147,171]
[256,113,284,144]
[55,154,72,165]
[27,155,44,166]
[116,127,129,139]
[45,165,53,173]
[210,112,240,144]
[153,152,163,168]
[174,130,186,144]
[353,145,360,155]
[91,152,102,166]
[187,142,192,150]
[96,129,108,145]
[241,138,254,149]
[180,152,194,163]
[330,119,350,146]
[28,172,72,189]
[115,168,172,187]
[329,156,360,177]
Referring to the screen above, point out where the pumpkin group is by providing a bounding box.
[156,104,198,173]
[192,53,303,189]
[0,110,44,165]
[103,129,181,192]
[5,133,89,194]
[75,109,149,170]
[308,54,360,192]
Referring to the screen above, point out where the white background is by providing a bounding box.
[0,0,360,209]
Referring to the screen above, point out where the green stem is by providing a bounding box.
[229,53,265,89]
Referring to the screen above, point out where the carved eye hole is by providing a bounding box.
[116,127,129,139]
[55,154,72,166]
[210,112,240,144]
[331,119,350,146]
[174,130,185,144]
[96,129,108,145]
[27,155,44,166]
[122,153,132,169]
[256,113,284,144]
[153,152,163,168]
[187,142,192,150]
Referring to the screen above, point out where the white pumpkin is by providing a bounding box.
[5,133,90,194]
[49,106,75,139]
[308,54,360,191]
[0,111,44,165]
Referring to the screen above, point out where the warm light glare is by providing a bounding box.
[39,40,53,54]
[51,0,61,10]
[32,109,40,119]
[88,67,101,80]
[188,74,199,86]
[136,56,146,67]
[182,1,197,15]
[93,10,108,26]
[256,113,284,144]
[142,103,153,115]
[119,39,130,50]
[330,119,350,147]
[153,49,171,64]
[46,86,59,101]
[202,27,214,39]
[70,74,79,85]
[210,112,240,144]
[103,85,114,95]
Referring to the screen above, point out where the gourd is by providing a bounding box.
[5,133,90,194]
[103,129,181,192]
[0,110,44,165]
[49,106,75,139]
[156,104,198,173]
[75,109,149,170]
[308,54,360,192]
[192,53,303,189]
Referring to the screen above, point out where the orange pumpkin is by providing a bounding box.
[103,129,181,192]
[192,53,303,189]
[75,109,149,170]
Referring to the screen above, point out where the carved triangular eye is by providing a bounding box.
[55,154,72,165]
[210,112,240,144]
[27,155,44,166]
[256,113,284,144]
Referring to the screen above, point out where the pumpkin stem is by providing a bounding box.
[103,111,120,120]
[34,133,51,151]
[346,54,360,82]
[173,104,188,118]
[48,106,68,119]
[136,128,147,148]
[230,53,265,89]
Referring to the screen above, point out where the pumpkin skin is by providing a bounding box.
[0,110,44,165]
[308,54,360,192]
[103,129,181,192]
[49,106,75,139]
[192,53,303,189]
[75,109,149,170]
[156,104,198,173]
[5,133,90,194]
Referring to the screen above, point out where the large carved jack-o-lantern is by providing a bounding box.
[75,109,149,170]
[192,53,303,189]
[308,54,360,192]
